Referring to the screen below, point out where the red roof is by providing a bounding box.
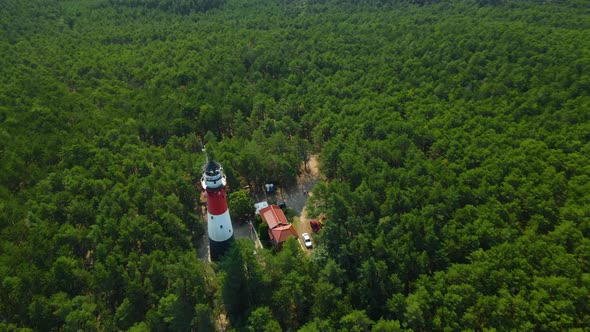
[260,205,299,247]
[268,224,298,244]
[259,205,289,229]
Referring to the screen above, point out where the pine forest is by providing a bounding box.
[1,0,589,330]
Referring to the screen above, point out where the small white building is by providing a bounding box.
[254,201,269,215]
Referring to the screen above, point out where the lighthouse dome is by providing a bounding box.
[201,160,226,190]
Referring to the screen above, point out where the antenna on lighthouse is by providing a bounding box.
[201,142,208,163]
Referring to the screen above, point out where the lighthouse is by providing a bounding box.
[201,160,234,260]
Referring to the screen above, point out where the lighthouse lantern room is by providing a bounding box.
[201,160,234,260]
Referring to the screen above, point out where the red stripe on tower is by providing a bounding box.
[204,189,228,215]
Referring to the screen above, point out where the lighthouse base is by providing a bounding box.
[209,235,234,261]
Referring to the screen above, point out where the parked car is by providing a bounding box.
[302,233,313,249]
[310,220,321,232]
[265,183,275,193]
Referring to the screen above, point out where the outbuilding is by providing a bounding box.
[259,204,298,250]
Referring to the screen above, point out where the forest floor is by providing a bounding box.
[196,207,261,262]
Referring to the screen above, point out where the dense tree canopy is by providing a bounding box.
[1,0,589,330]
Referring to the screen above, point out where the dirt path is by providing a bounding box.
[281,155,319,213]
[280,155,320,252]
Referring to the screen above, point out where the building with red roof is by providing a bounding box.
[259,205,298,249]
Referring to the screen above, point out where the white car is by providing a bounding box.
[302,233,313,249]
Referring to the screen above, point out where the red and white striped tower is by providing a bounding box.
[201,160,234,260]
